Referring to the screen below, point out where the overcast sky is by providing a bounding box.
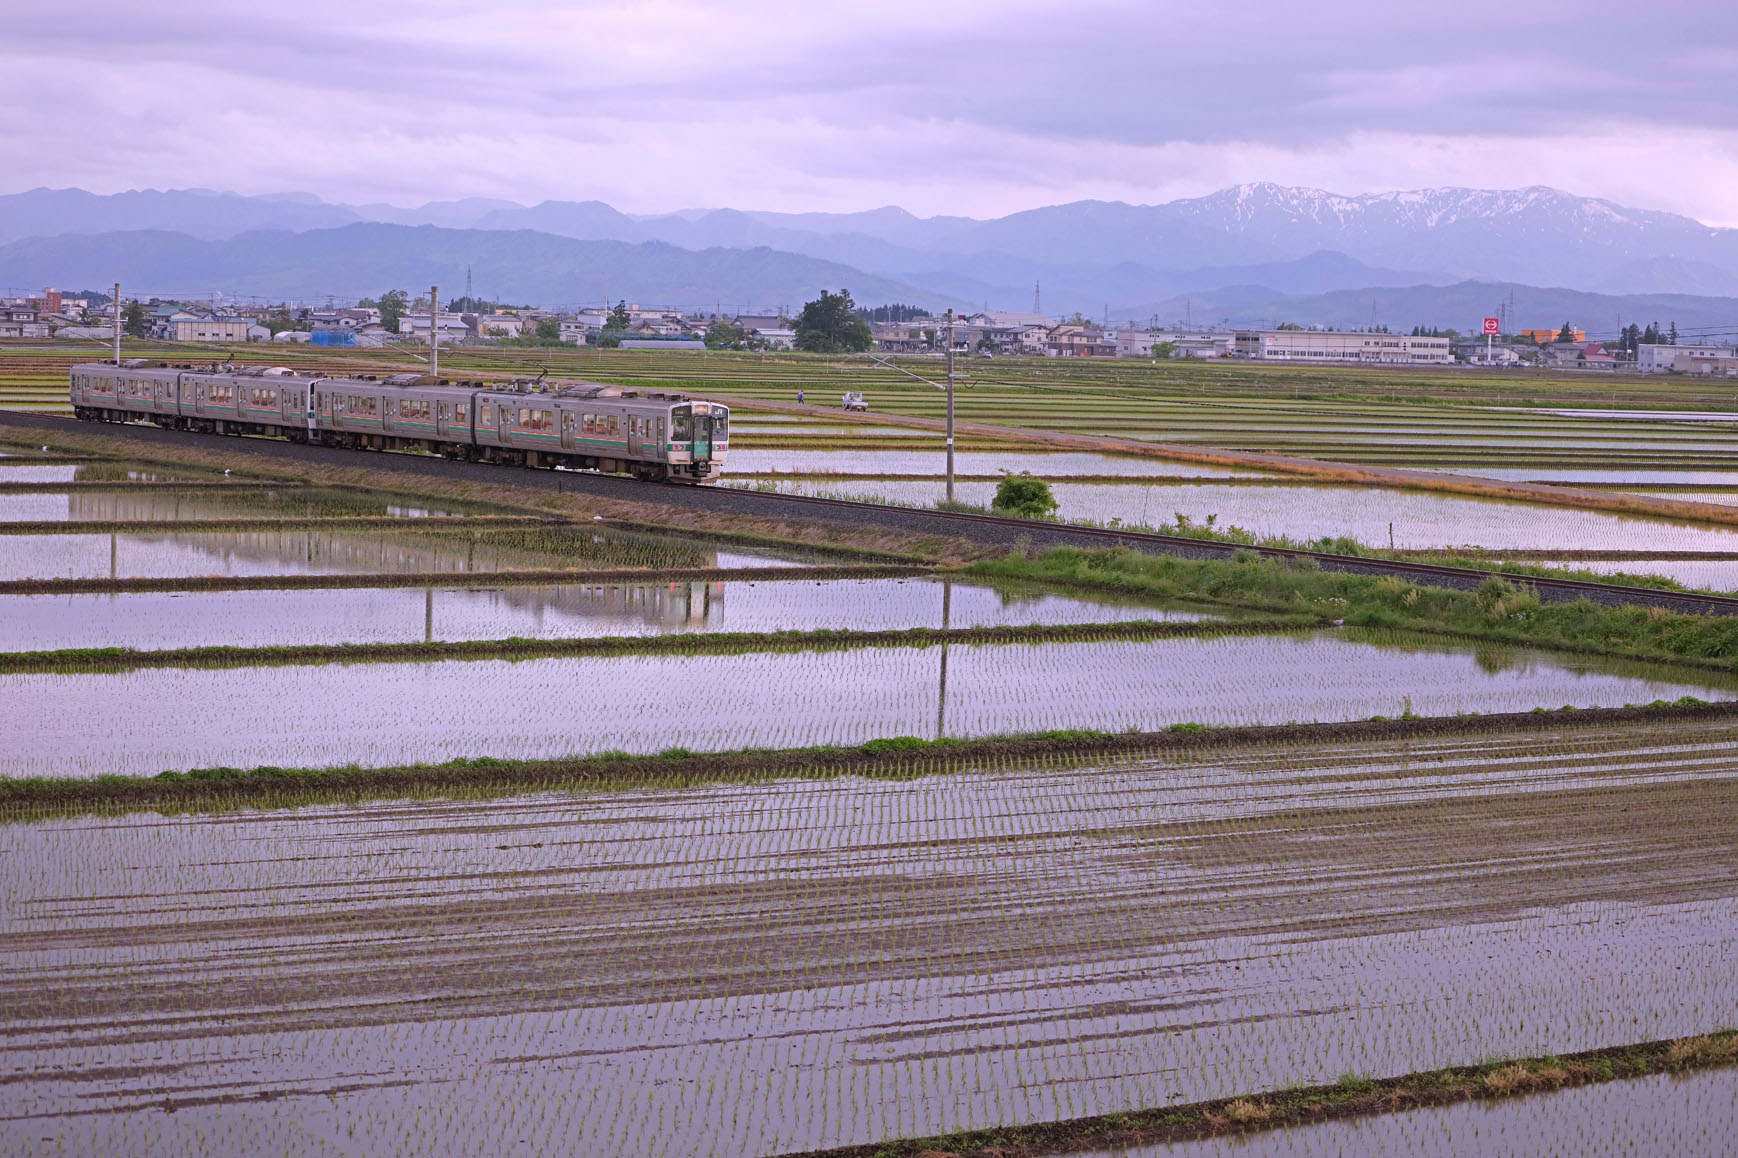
[7,0,1738,223]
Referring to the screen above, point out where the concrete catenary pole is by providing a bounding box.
[429,285,440,378]
[945,308,956,503]
[112,282,122,364]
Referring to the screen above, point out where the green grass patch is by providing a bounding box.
[967,546,1738,671]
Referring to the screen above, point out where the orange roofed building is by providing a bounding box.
[1521,327,1585,344]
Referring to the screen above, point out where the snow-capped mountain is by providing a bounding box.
[5,182,1738,305]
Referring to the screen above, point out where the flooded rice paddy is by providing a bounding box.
[1515,559,1738,593]
[0,526,808,581]
[1094,1068,1738,1157]
[735,477,1738,552]
[0,578,1215,652]
[4,631,1731,778]
[3,717,1735,1155]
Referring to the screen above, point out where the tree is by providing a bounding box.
[123,300,149,337]
[1152,341,1178,359]
[991,471,1058,520]
[605,300,632,332]
[1062,311,1094,328]
[376,289,409,332]
[704,320,764,351]
[1668,321,1679,345]
[793,289,873,353]
[858,303,932,324]
[264,309,303,334]
[1555,321,1576,343]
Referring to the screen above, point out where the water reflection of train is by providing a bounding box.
[71,361,729,483]
[66,491,732,630]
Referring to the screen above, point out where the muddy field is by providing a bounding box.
[3,718,1735,1155]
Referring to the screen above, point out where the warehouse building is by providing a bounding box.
[1233,330,1452,364]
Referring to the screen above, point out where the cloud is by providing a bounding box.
[4,0,1737,222]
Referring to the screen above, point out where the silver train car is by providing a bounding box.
[69,360,729,483]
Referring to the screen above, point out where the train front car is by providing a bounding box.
[70,360,181,424]
[667,400,728,483]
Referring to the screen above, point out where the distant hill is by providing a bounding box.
[1112,280,1738,339]
[9,183,1738,305]
[0,224,951,311]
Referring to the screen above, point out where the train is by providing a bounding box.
[68,360,729,483]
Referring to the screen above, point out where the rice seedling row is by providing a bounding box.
[3,716,1734,1154]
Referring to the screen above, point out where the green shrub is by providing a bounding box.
[991,471,1059,519]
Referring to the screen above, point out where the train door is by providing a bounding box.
[559,409,576,450]
[306,380,323,440]
[436,402,450,439]
[691,411,713,459]
[627,414,646,457]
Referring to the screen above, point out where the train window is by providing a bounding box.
[672,412,691,441]
[657,417,666,443]
[455,404,467,424]
[480,405,493,426]
[714,412,728,441]
[582,413,596,434]
[607,415,619,436]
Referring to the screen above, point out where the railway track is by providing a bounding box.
[6,409,1737,617]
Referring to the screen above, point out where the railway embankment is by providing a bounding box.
[5,413,1736,614]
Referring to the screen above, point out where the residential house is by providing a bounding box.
[1540,342,1618,370]
[1045,326,1117,357]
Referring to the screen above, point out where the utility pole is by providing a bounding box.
[112,282,122,364]
[945,308,956,503]
[429,285,440,378]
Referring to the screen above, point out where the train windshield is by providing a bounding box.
[671,408,692,441]
[712,410,728,442]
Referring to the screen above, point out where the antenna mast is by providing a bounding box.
[429,284,440,378]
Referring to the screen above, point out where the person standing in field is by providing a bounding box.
[797,390,804,404]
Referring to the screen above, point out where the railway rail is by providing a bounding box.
[5,409,1737,617]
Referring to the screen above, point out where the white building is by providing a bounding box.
[752,327,796,350]
[1671,352,1738,376]
[473,314,525,340]
[1638,343,1735,373]
[1116,329,1234,358]
[169,317,252,342]
[1234,330,1453,365]
[558,321,591,345]
[398,313,473,342]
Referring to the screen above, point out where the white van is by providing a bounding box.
[842,391,868,411]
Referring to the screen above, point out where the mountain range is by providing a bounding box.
[4,184,1738,333]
